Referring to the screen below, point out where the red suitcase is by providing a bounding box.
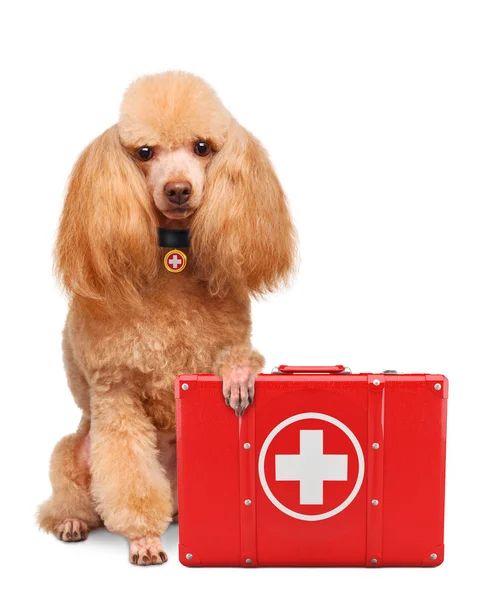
[175,365,447,568]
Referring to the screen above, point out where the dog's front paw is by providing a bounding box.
[130,536,168,566]
[223,365,255,417]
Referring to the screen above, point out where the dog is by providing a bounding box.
[37,71,296,565]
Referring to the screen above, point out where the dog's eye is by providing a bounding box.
[137,146,154,161]
[194,141,211,157]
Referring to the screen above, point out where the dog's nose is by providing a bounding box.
[164,181,192,205]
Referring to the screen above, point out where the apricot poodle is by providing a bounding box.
[37,71,296,565]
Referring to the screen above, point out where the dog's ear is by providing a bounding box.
[191,121,297,296]
[55,126,158,312]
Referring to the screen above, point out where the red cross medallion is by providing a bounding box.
[164,249,187,273]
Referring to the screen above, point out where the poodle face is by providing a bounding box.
[55,71,296,309]
[136,142,212,221]
[119,71,230,226]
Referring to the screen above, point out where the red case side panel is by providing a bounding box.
[176,375,242,566]
[381,376,447,566]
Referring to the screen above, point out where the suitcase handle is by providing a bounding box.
[275,365,350,374]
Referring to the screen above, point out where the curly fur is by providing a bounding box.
[38,71,297,563]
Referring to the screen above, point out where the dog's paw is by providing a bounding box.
[223,365,255,417]
[130,536,168,566]
[57,518,88,542]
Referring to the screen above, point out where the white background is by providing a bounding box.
[1,0,481,597]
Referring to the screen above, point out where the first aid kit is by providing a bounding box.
[176,365,447,567]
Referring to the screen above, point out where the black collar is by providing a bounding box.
[157,228,190,248]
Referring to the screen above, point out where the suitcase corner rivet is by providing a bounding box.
[371,558,378,564]
[181,383,189,391]
[244,499,252,506]
[186,553,193,560]
[371,499,379,506]
[244,443,251,450]
[430,553,437,560]
[434,383,442,391]
[372,443,380,450]
[373,379,380,386]
[246,558,253,564]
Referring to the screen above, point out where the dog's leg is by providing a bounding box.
[90,383,172,565]
[37,416,101,540]
[157,430,178,525]
[215,345,265,416]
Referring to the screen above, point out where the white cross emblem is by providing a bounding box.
[168,254,183,269]
[275,430,348,505]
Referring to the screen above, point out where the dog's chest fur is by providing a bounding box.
[65,281,251,429]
